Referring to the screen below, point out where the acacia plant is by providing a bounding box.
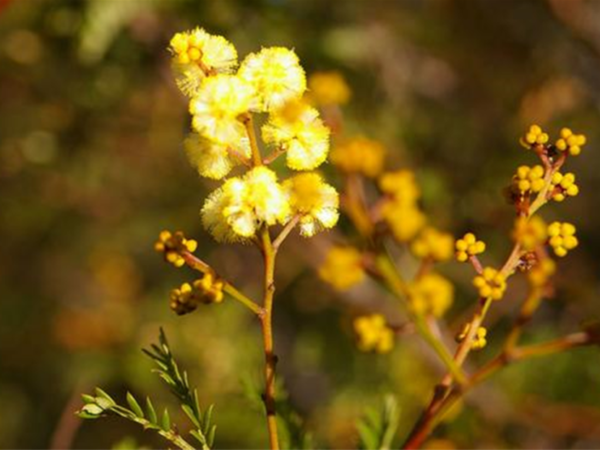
[78,26,598,449]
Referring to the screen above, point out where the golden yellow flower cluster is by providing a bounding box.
[169,273,224,315]
[353,314,394,354]
[473,267,506,300]
[456,324,487,350]
[547,222,578,257]
[408,273,454,318]
[550,172,579,202]
[512,165,545,195]
[154,230,198,267]
[555,127,586,156]
[410,227,454,262]
[513,216,547,251]
[455,233,486,262]
[318,246,365,291]
[520,124,549,149]
[330,137,385,177]
[307,71,351,106]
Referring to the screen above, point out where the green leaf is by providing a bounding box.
[181,404,201,428]
[95,388,116,405]
[81,394,96,404]
[357,395,400,450]
[161,408,171,431]
[146,397,157,424]
[207,424,217,447]
[78,403,104,419]
[126,392,144,418]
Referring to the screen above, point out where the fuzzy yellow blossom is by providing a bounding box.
[513,216,547,251]
[512,165,545,195]
[201,167,290,242]
[408,273,454,317]
[473,267,506,300]
[284,173,339,237]
[184,132,250,180]
[378,170,421,204]
[520,124,549,149]
[330,137,386,177]
[550,172,579,202]
[169,28,238,97]
[353,314,394,354]
[189,74,254,145]
[154,230,197,267]
[410,227,454,262]
[169,273,224,315]
[307,71,351,106]
[318,247,365,290]
[455,233,486,262]
[528,258,556,287]
[555,127,586,156]
[547,221,578,257]
[456,324,487,350]
[262,100,330,170]
[238,47,306,112]
[382,203,426,242]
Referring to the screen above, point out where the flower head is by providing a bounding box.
[330,137,385,178]
[513,216,547,251]
[410,227,454,262]
[284,173,339,237]
[262,100,331,170]
[550,172,579,202]
[473,267,506,300]
[353,314,394,354]
[154,230,197,267]
[520,124,549,149]
[547,221,578,257]
[555,127,586,156]
[378,170,420,203]
[455,233,486,262]
[408,273,454,317]
[169,273,224,315]
[238,47,307,112]
[456,324,487,350]
[528,258,556,287]
[511,165,545,196]
[184,132,250,180]
[307,71,351,106]
[318,246,365,290]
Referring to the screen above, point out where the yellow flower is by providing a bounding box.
[410,227,454,262]
[169,28,238,97]
[455,233,486,262]
[382,202,426,242]
[184,132,250,180]
[555,127,586,156]
[547,221,578,257]
[154,230,198,267]
[378,170,420,204]
[307,71,351,106]
[238,47,307,112]
[189,74,254,145]
[511,165,545,195]
[473,267,506,300]
[353,314,394,354]
[456,324,487,350]
[330,137,385,177]
[318,246,365,290]
[512,216,547,251]
[169,273,224,315]
[201,167,290,242]
[262,99,331,170]
[519,124,549,149]
[528,258,556,287]
[284,173,339,237]
[550,172,579,202]
[408,273,454,318]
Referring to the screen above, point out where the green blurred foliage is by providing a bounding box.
[0,0,599,448]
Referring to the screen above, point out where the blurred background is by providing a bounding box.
[1,0,600,448]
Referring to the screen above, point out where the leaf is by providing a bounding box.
[161,408,171,431]
[357,395,400,450]
[181,404,201,428]
[126,392,144,418]
[81,394,96,404]
[146,397,157,424]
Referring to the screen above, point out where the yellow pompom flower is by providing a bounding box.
[512,165,545,195]
[519,124,549,149]
[283,173,339,237]
[555,127,586,156]
[353,314,394,354]
[330,137,386,177]
[189,74,254,145]
[307,71,351,106]
[201,167,290,242]
[378,170,421,204]
[410,227,454,262]
[262,100,331,170]
[550,172,579,202]
[318,246,365,291]
[547,221,578,257]
[473,267,506,300]
[382,203,426,242]
[455,233,486,262]
[184,132,250,180]
[408,273,454,318]
[154,230,198,267]
[528,258,556,287]
[169,28,238,97]
[238,47,307,112]
[456,324,487,350]
[169,273,224,315]
[512,216,547,251]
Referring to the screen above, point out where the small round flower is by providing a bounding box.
[554,128,586,156]
[528,258,556,287]
[456,324,487,350]
[353,314,394,354]
[455,233,486,262]
[511,165,545,195]
[550,172,579,202]
[512,216,547,251]
[330,137,386,178]
[169,273,224,315]
[238,47,307,112]
[169,28,238,97]
[408,273,454,318]
[382,203,426,242]
[473,267,506,300]
[184,132,250,180]
[283,172,339,237]
[262,100,330,170]
[201,167,290,242]
[520,124,549,149]
[378,170,420,204]
[410,227,454,262]
[318,246,365,291]
[547,221,578,257]
[154,230,197,267]
[189,74,254,145]
[307,71,351,106]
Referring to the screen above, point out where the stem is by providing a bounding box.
[260,227,280,450]
[243,114,262,166]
